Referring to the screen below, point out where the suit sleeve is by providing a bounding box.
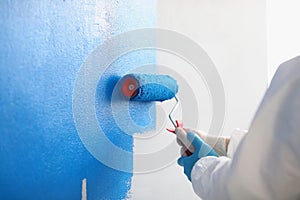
[190,60,300,200]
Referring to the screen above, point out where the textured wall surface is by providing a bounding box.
[0,0,155,199]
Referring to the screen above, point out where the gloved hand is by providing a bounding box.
[184,128,229,156]
[168,120,229,156]
[176,129,218,181]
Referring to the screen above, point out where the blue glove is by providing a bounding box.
[177,132,218,181]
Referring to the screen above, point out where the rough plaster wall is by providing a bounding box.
[0,0,156,199]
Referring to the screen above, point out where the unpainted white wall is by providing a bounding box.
[131,0,268,199]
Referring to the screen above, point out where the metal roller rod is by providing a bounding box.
[168,95,179,128]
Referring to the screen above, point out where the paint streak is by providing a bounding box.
[82,178,87,200]
[0,0,156,199]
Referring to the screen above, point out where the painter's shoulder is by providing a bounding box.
[277,55,300,75]
[271,55,300,87]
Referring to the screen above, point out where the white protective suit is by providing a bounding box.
[191,56,300,200]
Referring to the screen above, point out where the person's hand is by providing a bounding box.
[167,120,229,156]
[184,128,230,156]
[176,129,218,181]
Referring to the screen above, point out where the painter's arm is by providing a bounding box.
[190,130,247,199]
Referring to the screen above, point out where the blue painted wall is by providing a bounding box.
[0,0,156,199]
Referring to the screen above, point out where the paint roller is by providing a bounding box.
[120,73,195,156]
[120,73,179,127]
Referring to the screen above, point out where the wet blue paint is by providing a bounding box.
[0,0,156,199]
[96,50,157,140]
